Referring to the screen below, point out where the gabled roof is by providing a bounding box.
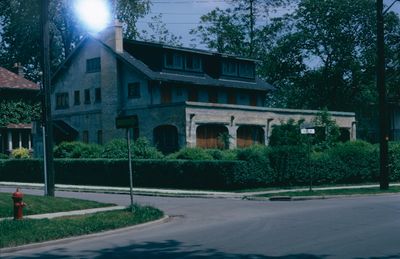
[0,67,39,91]
[52,35,274,92]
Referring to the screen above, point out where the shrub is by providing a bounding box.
[0,153,9,159]
[10,148,31,159]
[102,138,163,159]
[54,142,103,158]
[168,147,214,160]
[269,119,307,146]
[236,145,273,186]
[205,149,237,160]
[389,142,400,181]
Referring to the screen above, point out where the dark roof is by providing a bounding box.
[0,67,39,91]
[52,36,274,92]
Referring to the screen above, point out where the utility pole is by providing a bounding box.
[41,0,55,196]
[377,0,389,190]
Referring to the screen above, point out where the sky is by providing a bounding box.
[137,0,400,48]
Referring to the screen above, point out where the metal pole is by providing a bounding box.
[377,0,389,190]
[126,129,134,212]
[41,0,55,196]
[42,126,48,196]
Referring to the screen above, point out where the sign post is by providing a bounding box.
[116,116,138,213]
[300,123,315,191]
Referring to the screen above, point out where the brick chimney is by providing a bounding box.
[99,20,123,53]
[13,63,24,78]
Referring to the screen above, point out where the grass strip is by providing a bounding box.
[0,192,114,218]
[258,186,400,198]
[0,204,163,248]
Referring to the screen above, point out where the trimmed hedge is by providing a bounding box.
[0,159,248,190]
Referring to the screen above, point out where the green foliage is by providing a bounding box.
[0,100,41,127]
[269,119,307,146]
[10,148,31,159]
[312,109,340,150]
[0,153,9,159]
[101,138,163,159]
[205,149,237,160]
[389,142,400,181]
[138,13,182,46]
[53,142,103,158]
[167,147,214,160]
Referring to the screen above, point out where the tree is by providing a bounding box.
[0,0,150,81]
[139,13,182,46]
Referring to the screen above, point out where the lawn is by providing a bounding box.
[0,204,163,248]
[258,186,400,198]
[0,192,114,218]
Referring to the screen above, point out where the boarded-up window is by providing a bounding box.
[196,124,228,149]
[227,91,236,104]
[237,126,264,148]
[208,89,218,103]
[249,93,257,106]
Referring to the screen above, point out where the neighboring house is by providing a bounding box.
[0,66,39,154]
[51,21,356,153]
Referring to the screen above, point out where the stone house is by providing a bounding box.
[0,66,39,154]
[51,21,356,153]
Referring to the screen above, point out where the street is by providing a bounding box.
[1,188,400,258]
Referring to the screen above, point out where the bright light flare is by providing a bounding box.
[74,0,111,32]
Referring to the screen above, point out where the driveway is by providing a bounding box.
[1,188,400,258]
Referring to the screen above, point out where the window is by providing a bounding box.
[74,91,80,105]
[97,130,103,145]
[208,89,218,103]
[128,83,141,99]
[227,91,236,104]
[222,61,238,76]
[95,88,101,102]
[185,55,202,71]
[239,63,255,78]
[84,89,90,104]
[164,52,183,69]
[188,88,198,102]
[161,86,172,104]
[82,130,89,143]
[56,92,69,109]
[86,57,101,73]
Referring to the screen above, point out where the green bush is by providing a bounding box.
[168,147,214,160]
[389,142,400,181]
[10,148,31,159]
[0,153,9,159]
[54,142,103,158]
[0,159,248,190]
[268,145,309,186]
[101,138,163,159]
[236,145,273,186]
[205,149,237,160]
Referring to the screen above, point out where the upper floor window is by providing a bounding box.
[128,82,141,99]
[208,89,218,103]
[222,61,238,76]
[84,89,91,104]
[74,90,80,105]
[95,88,101,102]
[164,52,183,69]
[185,55,202,72]
[56,92,69,109]
[86,57,101,73]
[239,63,255,78]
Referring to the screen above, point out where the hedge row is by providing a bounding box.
[0,159,248,190]
[1,141,400,190]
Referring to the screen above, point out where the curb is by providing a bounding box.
[0,215,170,254]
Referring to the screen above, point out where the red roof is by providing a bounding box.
[0,67,39,91]
[5,123,33,129]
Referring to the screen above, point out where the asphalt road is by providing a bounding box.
[1,188,400,259]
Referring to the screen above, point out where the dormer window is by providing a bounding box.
[164,52,183,69]
[185,55,202,72]
[222,61,238,76]
[239,63,255,78]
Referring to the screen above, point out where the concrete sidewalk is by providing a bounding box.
[2,181,400,199]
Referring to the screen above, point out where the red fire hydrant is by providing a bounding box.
[12,188,26,220]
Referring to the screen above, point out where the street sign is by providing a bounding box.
[301,128,315,135]
[116,115,138,129]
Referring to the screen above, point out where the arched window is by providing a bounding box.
[237,125,264,148]
[153,125,179,153]
[196,124,228,149]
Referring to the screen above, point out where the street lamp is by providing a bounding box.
[377,0,400,190]
[74,0,111,33]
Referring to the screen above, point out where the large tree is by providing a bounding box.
[0,0,150,81]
